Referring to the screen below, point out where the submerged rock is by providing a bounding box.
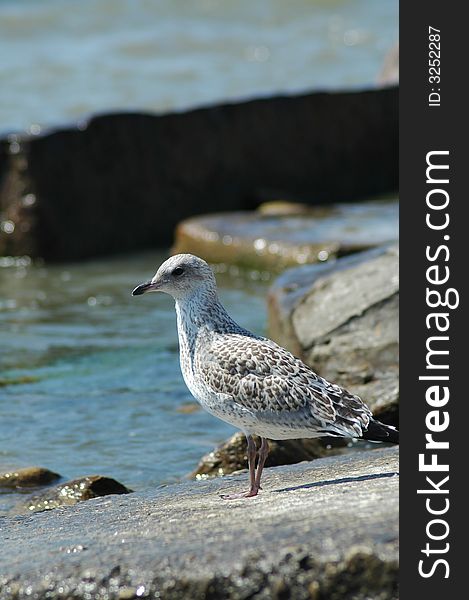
[20,475,131,513]
[0,466,61,488]
[175,401,201,414]
[268,245,399,424]
[190,431,345,479]
[173,200,398,272]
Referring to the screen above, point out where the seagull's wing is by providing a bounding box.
[198,333,371,435]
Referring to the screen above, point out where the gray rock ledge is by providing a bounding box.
[0,448,399,600]
[267,245,399,425]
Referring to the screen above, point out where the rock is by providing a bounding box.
[0,87,397,261]
[377,43,399,86]
[268,245,399,424]
[0,466,61,488]
[19,475,131,514]
[189,431,345,479]
[0,448,399,600]
[173,200,398,272]
[257,200,313,216]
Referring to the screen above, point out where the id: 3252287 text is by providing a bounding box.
[428,26,441,107]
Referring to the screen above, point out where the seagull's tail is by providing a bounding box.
[362,419,399,444]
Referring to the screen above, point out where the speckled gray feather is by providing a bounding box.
[146,254,374,442]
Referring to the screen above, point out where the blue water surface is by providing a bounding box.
[0,252,269,511]
[0,0,398,132]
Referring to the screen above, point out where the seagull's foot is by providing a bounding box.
[220,486,260,500]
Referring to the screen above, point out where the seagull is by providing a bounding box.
[132,254,399,499]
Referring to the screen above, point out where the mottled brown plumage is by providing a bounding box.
[197,332,371,438]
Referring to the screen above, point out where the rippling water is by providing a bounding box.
[0,0,398,132]
[0,252,270,511]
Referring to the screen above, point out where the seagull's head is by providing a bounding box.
[132,254,217,300]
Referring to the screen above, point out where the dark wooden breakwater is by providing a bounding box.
[0,86,397,261]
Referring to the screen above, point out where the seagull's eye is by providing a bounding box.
[172,267,185,277]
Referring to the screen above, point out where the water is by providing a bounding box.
[0,0,398,133]
[0,252,270,512]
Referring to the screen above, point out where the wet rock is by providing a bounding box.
[173,200,398,272]
[0,87,397,261]
[0,466,61,488]
[190,431,344,479]
[0,448,398,600]
[20,475,131,513]
[257,200,313,216]
[268,245,399,424]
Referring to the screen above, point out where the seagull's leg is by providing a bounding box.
[220,434,258,500]
[254,437,270,491]
[247,435,257,491]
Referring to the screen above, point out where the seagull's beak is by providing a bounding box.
[132,280,160,296]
